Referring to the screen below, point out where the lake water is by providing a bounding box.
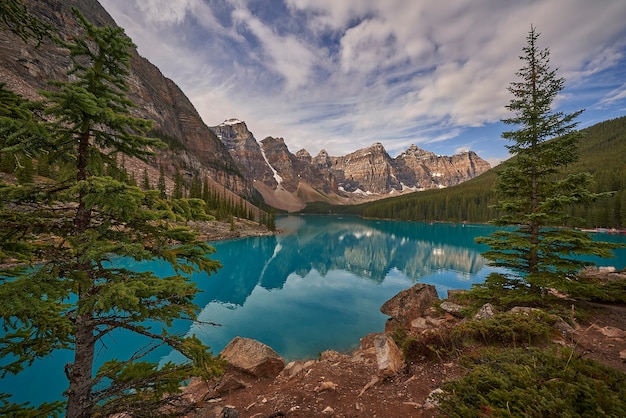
[2,215,625,407]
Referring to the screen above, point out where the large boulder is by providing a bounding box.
[380,283,439,329]
[220,337,285,378]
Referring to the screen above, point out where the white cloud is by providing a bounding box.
[135,0,196,25]
[230,5,320,91]
[600,83,626,107]
[99,0,626,161]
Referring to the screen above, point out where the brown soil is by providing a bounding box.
[180,300,626,418]
[571,301,626,373]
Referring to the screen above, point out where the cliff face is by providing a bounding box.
[395,145,492,190]
[208,121,491,211]
[211,119,276,186]
[1,0,249,195]
[325,143,400,194]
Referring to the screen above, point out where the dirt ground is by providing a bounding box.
[178,299,626,418]
[184,340,461,418]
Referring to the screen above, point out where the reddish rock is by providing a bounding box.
[380,283,439,329]
[220,337,285,379]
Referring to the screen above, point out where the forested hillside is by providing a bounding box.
[303,116,626,228]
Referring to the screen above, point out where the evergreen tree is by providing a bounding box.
[37,152,51,177]
[0,151,15,173]
[0,81,49,174]
[172,170,185,199]
[189,174,202,199]
[475,26,619,301]
[202,176,210,203]
[0,9,222,418]
[266,208,276,231]
[142,166,151,190]
[15,154,34,184]
[157,164,167,198]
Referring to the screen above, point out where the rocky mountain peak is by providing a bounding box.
[295,149,312,162]
[212,119,255,150]
[398,144,436,160]
[219,118,244,126]
[261,136,288,149]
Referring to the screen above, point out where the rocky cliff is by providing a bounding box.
[1,0,250,197]
[209,120,491,211]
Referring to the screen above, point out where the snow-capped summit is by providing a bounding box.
[220,118,243,126]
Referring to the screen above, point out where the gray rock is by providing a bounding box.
[440,301,463,315]
[607,272,626,281]
[209,376,247,397]
[221,405,239,417]
[424,388,444,409]
[508,306,541,315]
[552,318,575,339]
[374,333,404,378]
[281,359,317,378]
[474,303,495,320]
[410,317,428,330]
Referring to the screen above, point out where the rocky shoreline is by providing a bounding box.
[156,267,624,418]
[190,218,278,242]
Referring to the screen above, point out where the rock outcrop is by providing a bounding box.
[324,142,400,194]
[395,145,491,189]
[211,119,276,185]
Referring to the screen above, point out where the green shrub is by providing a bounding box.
[437,346,626,417]
[452,311,555,347]
[392,325,462,363]
[568,278,626,304]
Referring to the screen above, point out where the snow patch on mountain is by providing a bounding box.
[260,146,283,185]
[219,118,243,126]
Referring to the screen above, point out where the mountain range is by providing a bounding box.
[1,0,490,212]
[209,119,490,211]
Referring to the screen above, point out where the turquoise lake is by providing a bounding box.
[2,215,626,407]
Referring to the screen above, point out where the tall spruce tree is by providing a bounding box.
[475,26,619,302]
[0,8,222,418]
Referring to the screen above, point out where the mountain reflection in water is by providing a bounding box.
[178,216,498,362]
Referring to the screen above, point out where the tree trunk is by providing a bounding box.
[66,129,96,418]
[65,311,96,418]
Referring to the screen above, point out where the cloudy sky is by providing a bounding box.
[98,0,626,165]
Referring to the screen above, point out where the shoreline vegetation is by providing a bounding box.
[191,218,279,242]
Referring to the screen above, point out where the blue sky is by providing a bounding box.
[99,0,626,165]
